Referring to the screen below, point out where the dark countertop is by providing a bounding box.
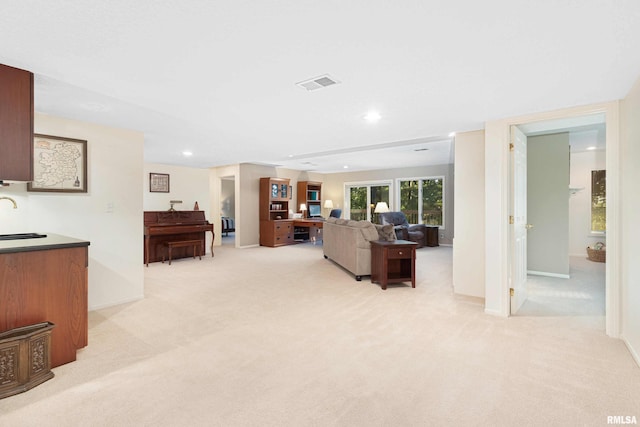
[0,233,90,254]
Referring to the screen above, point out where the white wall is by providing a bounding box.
[620,75,640,365]
[569,148,606,256]
[527,133,569,276]
[0,113,145,310]
[452,130,485,298]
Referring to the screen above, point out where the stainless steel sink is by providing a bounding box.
[0,233,47,241]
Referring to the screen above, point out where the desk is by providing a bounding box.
[292,219,324,242]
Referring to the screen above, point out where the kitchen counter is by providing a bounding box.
[0,233,90,367]
[0,233,90,254]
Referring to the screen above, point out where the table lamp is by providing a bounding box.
[374,202,389,213]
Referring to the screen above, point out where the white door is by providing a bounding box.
[510,126,528,314]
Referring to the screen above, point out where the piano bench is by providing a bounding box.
[162,240,202,265]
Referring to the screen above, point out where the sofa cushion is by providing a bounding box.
[359,221,379,243]
[375,224,397,241]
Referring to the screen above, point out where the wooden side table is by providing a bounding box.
[370,240,418,290]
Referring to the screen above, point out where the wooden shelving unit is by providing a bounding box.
[296,181,322,218]
[259,177,294,247]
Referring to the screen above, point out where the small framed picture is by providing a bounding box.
[149,173,170,193]
[27,134,88,193]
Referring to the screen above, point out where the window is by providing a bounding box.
[345,182,391,222]
[591,170,606,232]
[398,177,443,226]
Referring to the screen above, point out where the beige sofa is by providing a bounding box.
[323,217,395,281]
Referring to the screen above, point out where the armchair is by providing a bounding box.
[379,211,426,248]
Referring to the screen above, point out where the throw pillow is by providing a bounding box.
[375,224,397,241]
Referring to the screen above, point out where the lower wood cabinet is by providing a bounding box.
[425,226,439,247]
[260,220,294,247]
[0,246,88,367]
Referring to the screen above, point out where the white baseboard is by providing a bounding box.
[622,335,640,368]
[239,244,260,249]
[528,270,570,279]
[484,308,505,317]
[89,294,144,311]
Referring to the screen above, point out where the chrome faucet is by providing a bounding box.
[0,197,17,209]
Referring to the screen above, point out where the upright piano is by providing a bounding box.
[144,210,214,266]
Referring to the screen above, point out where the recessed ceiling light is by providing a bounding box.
[343,165,349,169]
[364,111,381,123]
[586,146,597,150]
[182,151,193,156]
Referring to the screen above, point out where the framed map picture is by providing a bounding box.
[27,134,88,193]
[149,173,170,193]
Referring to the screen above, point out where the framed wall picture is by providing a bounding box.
[149,173,170,193]
[27,134,88,193]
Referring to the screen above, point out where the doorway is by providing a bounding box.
[344,181,391,222]
[220,176,236,246]
[510,115,607,318]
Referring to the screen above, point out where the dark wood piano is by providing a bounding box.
[144,210,214,266]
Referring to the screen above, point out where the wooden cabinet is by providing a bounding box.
[260,220,294,247]
[425,226,439,247]
[260,177,294,247]
[0,244,89,367]
[370,240,417,290]
[0,63,34,182]
[297,181,322,218]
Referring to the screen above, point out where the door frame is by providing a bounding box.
[484,101,620,337]
[343,180,393,221]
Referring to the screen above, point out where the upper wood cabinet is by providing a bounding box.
[297,181,322,218]
[0,63,34,182]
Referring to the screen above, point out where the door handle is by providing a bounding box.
[525,224,534,230]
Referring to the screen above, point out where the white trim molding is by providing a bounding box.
[484,101,621,338]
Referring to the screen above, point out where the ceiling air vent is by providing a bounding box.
[296,74,340,91]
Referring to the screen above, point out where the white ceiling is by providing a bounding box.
[1,1,639,173]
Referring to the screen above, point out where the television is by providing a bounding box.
[308,204,322,218]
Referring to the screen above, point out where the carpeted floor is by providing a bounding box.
[0,243,638,426]
[518,255,606,317]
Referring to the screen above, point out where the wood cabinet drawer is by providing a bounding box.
[274,221,292,244]
[274,222,292,235]
[387,247,413,259]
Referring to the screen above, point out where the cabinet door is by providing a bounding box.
[0,64,34,181]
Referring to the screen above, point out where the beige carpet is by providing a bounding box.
[1,243,638,426]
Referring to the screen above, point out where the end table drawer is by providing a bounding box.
[388,247,412,259]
